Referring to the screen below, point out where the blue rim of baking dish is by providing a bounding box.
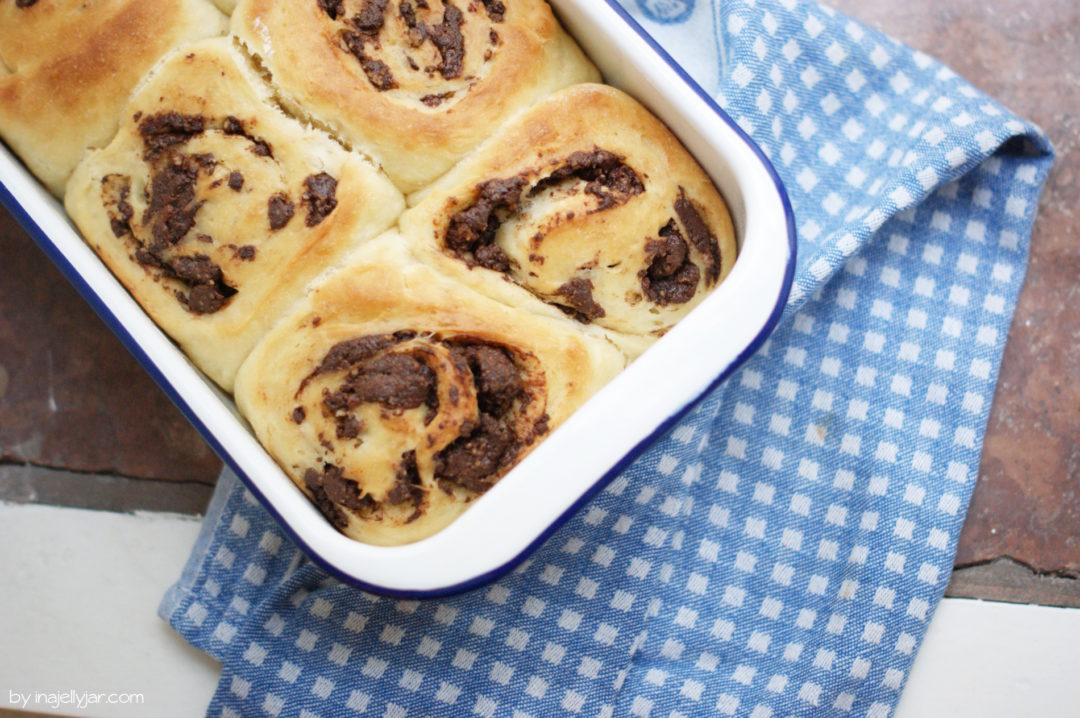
[0,2,797,599]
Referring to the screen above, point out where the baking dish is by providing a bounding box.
[0,0,795,596]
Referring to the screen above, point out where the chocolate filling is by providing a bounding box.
[342,30,399,91]
[420,90,454,107]
[144,155,204,248]
[641,219,700,305]
[480,0,505,22]
[554,277,606,322]
[102,174,134,238]
[298,335,539,527]
[303,464,368,529]
[318,0,344,20]
[302,172,339,227]
[674,188,721,284]
[324,353,437,413]
[443,150,644,311]
[528,149,645,209]
[354,0,389,34]
[387,450,424,516]
[138,112,204,158]
[426,4,465,79]
[433,341,524,492]
[267,193,295,231]
[308,332,415,381]
[444,176,527,271]
[222,116,274,159]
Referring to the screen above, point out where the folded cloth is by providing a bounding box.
[160,1,1053,716]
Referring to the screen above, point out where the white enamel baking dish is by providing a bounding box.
[0,0,795,596]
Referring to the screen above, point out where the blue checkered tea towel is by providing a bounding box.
[160,1,1054,716]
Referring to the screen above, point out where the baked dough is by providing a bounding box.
[65,38,404,391]
[0,0,228,195]
[231,0,600,193]
[234,235,626,545]
[400,83,738,356]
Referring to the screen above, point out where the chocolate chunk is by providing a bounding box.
[303,173,339,227]
[169,253,237,314]
[445,176,527,271]
[399,1,419,27]
[312,333,406,377]
[267,193,295,231]
[318,0,344,20]
[292,406,307,423]
[435,414,515,492]
[173,254,223,285]
[420,91,454,107]
[363,57,397,90]
[303,469,348,529]
[674,188,721,284]
[331,353,436,411]
[455,344,522,415]
[227,171,244,191]
[223,116,274,159]
[236,245,257,261]
[427,5,465,79]
[336,414,363,439]
[530,149,644,210]
[353,0,389,34]
[222,116,245,136]
[555,277,606,322]
[138,113,205,158]
[251,139,273,157]
[387,450,424,515]
[15,0,39,8]
[341,30,399,91]
[481,0,505,22]
[304,464,367,529]
[101,174,134,238]
[144,154,204,248]
[641,219,700,305]
[184,283,230,314]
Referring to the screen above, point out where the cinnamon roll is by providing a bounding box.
[64,38,405,391]
[0,0,227,195]
[400,83,738,356]
[234,235,626,545]
[231,0,600,193]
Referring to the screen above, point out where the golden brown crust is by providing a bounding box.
[231,0,600,193]
[64,38,404,391]
[400,83,738,355]
[0,0,228,195]
[234,235,626,545]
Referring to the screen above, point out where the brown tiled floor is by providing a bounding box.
[0,0,1077,605]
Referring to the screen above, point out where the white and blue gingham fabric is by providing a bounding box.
[160,2,1054,716]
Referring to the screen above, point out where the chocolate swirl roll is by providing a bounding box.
[231,0,599,192]
[400,83,738,357]
[64,38,404,390]
[235,235,625,545]
[0,0,227,195]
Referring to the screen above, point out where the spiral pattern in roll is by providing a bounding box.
[234,236,625,545]
[401,83,738,355]
[64,39,404,390]
[232,0,600,192]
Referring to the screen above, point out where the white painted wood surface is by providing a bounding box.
[1,502,1077,717]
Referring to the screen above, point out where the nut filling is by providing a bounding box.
[99,112,340,314]
[296,332,549,529]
